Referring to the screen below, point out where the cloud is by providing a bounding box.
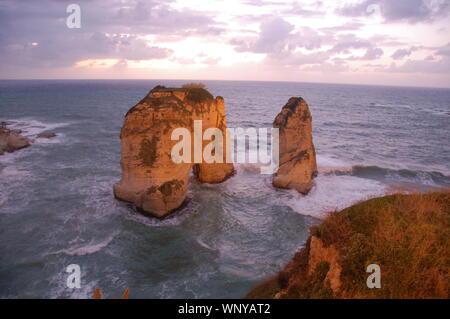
[0,0,221,70]
[284,1,326,17]
[230,17,296,58]
[231,17,329,54]
[435,42,450,56]
[252,17,295,54]
[242,0,287,6]
[230,16,388,67]
[391,47,420,60]
[319,22,365,32]
[329,35,373,53]
[337,0,450,23]
[387,56,450,74]
[301,60,349,72]
[360,47,384,60]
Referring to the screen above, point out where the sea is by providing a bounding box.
[0,79,449,298]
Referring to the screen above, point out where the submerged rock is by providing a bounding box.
[272,97,317,194]
[37,132,57,139]
[114,86,234,218]
[0,125,31,155]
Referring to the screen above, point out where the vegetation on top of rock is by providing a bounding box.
[143,85,215,105]
[185,88,214,104]
[246,191,449,299]
[182,82,206,89]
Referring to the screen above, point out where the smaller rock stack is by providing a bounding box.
[272,97,318,194]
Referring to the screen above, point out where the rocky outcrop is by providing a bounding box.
[0,122,31,155]
[114,86,234,218]
[308,236,342,292]
[273,97,317,194]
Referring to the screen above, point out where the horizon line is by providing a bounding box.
[0,78,449,90]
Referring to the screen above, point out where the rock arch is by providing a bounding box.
[113,86,234,218]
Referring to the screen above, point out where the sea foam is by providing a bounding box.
[284,174,387,219]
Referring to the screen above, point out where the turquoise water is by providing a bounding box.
[0,80,449,298]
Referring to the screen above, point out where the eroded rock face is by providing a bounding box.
[113,86,234,218]
[308,236,342,292]
[0,123,31,155]
[273,97,317,194]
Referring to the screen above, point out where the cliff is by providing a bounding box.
[246,192,449,299]
[273,98,317,194]
[113,86,234,218]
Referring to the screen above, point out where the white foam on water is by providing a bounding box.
[0,118,71,165]
[4,118,70,138]
[316,154,352,174]
[34,133,67,144]
[50,231,119,257]
[283,174,387,219]
[123,200,201,227]
[0,165,33,209]
[0,165,30,178]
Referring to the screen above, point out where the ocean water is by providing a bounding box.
[0,80,449,298]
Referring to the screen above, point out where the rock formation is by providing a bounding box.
[0,122,31,155]
[307,236,342,292]
[273,97,317,194]
[114,86,234,218]
[37,132,57,139]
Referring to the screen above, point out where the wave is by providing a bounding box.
[49,231,119,257]
[317,154,352,174]
[370,103,413,110]
[341,165,450,187]
[3,118,70,137]
[316,153,449,186]
[283,174,387,219]
[284,154,449,219]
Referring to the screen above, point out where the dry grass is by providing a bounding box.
[182,82,206,89]
[247,191,450,299]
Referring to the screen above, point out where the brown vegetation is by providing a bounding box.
[246,191,450,299]
[181,82,206,89]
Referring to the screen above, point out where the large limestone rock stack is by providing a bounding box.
[113,86,234,218]
[272,97,317,194]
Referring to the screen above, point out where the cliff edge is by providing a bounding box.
[246,192,449,299]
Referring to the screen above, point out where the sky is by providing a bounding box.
[1,0,450,87]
